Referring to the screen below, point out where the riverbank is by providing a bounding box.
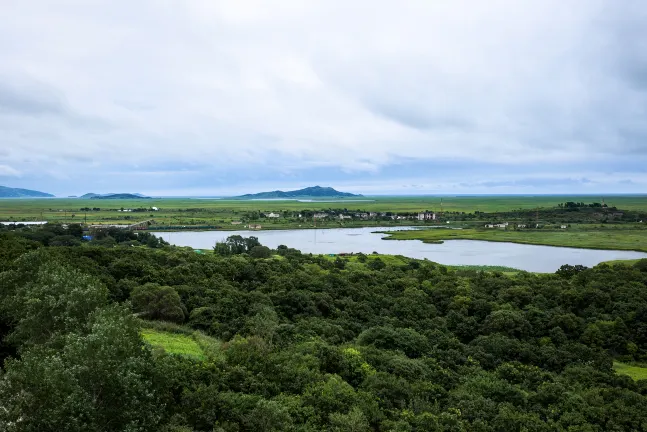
[380,227,647,253]
[155,227,647,272]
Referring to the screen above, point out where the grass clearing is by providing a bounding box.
[613,361,647,381]
[448,264,523,273]
[382,227,647,252]
[601,258,643,266]
[141,328,206,360]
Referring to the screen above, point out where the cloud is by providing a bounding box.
[0,0,646,194]
[0,164,21,177]
[0,80,66,115]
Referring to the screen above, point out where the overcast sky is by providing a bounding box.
[1,1,646,196]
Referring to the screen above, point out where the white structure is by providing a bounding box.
[486,223,508,228]
[561,225,568,229]
[151,207,159,211]
[339,214,352,220]
[265,212,280,218]
[314,213,328,219]
[517,224,527,229]
[417,212,436,221]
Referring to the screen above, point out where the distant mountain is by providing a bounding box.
[88,193,151,200]
[0,186,54,198]
[80,193,100,198]
[236,186,362,199]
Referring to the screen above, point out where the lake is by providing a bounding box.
[153,227,647,273]
[1,221,48,225]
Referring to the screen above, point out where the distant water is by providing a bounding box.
[1,221,48,225]
[247,199,375,202]
[153,227,647,273]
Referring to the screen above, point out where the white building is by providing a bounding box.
[339,214,352,220]
[417,212,436,221]
[265,212,280,218]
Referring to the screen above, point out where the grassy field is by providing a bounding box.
[601,259,643,266]
[141,329,206,360]
[1,195,646,227]
[381,226,647,252]
[613,362,647,381]
[320,253,523,273]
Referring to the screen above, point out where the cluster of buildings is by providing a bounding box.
[307,211,437,221]
[117,207,159,213]
[485,222,569,229]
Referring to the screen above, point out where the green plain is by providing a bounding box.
[1,195,647,227]
[613,362,647,381]
[141,329,205,360]
[382,226,647,252]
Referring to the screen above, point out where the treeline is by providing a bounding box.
[0,222,167,251]
[1,230,647,430]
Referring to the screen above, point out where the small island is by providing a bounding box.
[0,186,54,198]
[235,185,363,199]
[85,193,151,200]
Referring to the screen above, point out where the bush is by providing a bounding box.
[131,283,186,323]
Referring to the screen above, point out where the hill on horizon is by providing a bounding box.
[85,193,150,200]
[236,185,363,199]
[0,186,54,198]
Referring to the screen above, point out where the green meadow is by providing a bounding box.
[1,195,646,226]
[141,329,206,360]
[382,226,647,252]
[141,324,222,362]
[613,362,647,381]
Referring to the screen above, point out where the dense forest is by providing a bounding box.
[2,224,647,431]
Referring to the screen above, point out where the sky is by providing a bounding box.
[1,0,646,197]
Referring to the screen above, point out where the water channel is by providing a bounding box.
[153,227,647,273]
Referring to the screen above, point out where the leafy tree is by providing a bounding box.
[131,283,186,323]
[0,305,164,432]
[249,245,272,259]
[4,262,109,349]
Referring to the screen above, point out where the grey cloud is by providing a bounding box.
[114,100,155,111]
[0,164,21,177]
[363,98,472,131]
[0,77,113,133]
[0,81,66,115]
[478,178,595,188]
[1,1,646,194]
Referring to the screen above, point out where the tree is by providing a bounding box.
[249,245,271,258]
[330,407,371,432]
[367,258,385,270]
[4,263,109,349]
[130,283,186,323]
[49,235,81,246]
[0,305,164,432]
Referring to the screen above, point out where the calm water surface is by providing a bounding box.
[153,227,647,273]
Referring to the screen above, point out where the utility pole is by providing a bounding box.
[439,198,443,222]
